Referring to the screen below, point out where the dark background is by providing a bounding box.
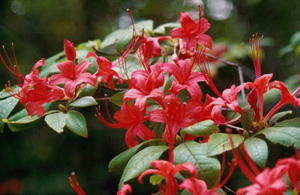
[0,0,300,194]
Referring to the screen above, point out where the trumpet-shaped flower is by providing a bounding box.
[96,101,155,148]
[138,160,198,195]
[171,8,212,52]
[50,39,97,98]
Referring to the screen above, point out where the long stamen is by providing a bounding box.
[69,172,86,195]
[250,33,264,78]
[229,135,257,183]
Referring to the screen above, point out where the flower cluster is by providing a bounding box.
[1,6,300,195]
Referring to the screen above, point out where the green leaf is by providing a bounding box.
[174,141,220,188]
[45,112,69,133]
[118,145,168,189]
[269,110,292,126]
[109,91,126,107]
[69,96,98,107]
[108,139,164,172]
[207,133,244,156]
[256,127,300,149]
[65,110,88,138]
[40,51,64,77]
[153,22,180,34]
[0,97,19,132]
[274,117,300,128]
[181,120,219,137]
[290,30,300,47]
[279,45,294,57]
[244,137,268,169]
[4,115,42,132]
[101,20,153,51]
[77,83,99,98]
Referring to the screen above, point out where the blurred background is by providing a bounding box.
[0,0,300,194]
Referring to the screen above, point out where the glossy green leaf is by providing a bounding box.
[76,39,101,50]
[0,97,19,132]
[109,91,126,107]
[244,137,268,169]
[101,20,153,51]
[274,117,300,128]
[65,110,88,138]
[118,145,168,189]
[4,115,42,132]
[77,83,99,98]
[45,112,69,133]
[207,133,244,156]
[174,141,220,188]
[153,22,180,34]
[181,120,219,137]
[269,110,292,126]
[256,127,300,149]
[108,139,164,172]
[40,51,64,77]
[290,30,300,47]
[69,96,98,107]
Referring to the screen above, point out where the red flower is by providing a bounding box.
[179,178,223,195]
[86,52,122,90]
[50,39,97,98]
[163,59,206,98]
[138,160,198,195]
[230,137,289,195]
[171,9,212,52]
[276,157,300,193]
[117,184,132,195]
[149,95,200,162]
[96,102,155,148]
[236,166,288,195]
[124,62,165,110]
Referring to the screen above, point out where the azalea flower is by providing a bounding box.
[276,157,300,193]
[230,137,289,195]
[138,160,198,195]
[86,52,122,90]
[117,184,132,195]
[124,61,165,110]
[50,39,97,98]
[96,101,155,148]
[163,58,206,98]
[171,7,212,56]
[179,178,223,195]
[149,94,200,162]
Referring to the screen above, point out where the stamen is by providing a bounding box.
[69,172,86,195]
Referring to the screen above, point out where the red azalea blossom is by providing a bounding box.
[276,157,300,193]
[50,39,97,98]
[236,166,288,195]
[171,8,212,53]
[117,184,132,195]
[163,58,206,98]
[86,52,123,89]
[96,101,155,148]
[179,178,223,195]
[138,160,198,195]
[124,61,165,110]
